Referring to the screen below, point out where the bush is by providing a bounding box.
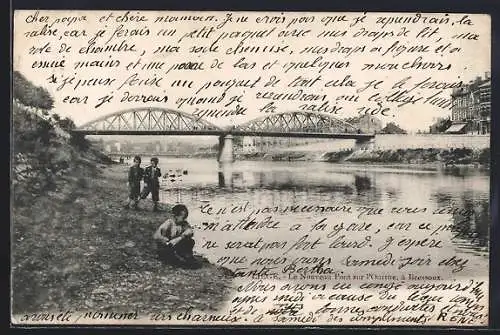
[478,148,490,166]
[12,105,68,198]
[55,117,90,151]
[70,132,90,151]
[13,105,57,154]
[13,71,54,110]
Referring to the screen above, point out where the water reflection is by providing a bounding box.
[216,168,378,197]
[354,175,372,193]
[158,158,490,258]
[432,191,490,251]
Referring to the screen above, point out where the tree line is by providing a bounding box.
[13,71,89,150]
[12,71,91,200]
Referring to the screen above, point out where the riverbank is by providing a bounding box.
[114,145,491,170]
[11,162,235,315]
[236,147,490,169]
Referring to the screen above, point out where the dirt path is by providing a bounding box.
[12,164,235,315]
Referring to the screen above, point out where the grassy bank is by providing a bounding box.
[11,103,234,315]
[236,147,490,168]
[12,163,235,314]
[343,147,490,167]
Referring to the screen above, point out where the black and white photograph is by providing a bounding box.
[11,9,491,326]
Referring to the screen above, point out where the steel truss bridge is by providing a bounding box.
[74,107,375,140]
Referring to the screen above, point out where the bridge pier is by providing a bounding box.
[354,137,375,151]
[218,134,234,163]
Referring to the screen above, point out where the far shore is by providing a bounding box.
[109,146,490,173]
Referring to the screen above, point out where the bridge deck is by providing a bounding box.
[72,129,375,139]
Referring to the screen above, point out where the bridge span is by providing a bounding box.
[73,107,376,162]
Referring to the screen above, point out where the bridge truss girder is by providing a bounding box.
[75,109,370,138]
[232,111,359,134]
[78,107,222,134]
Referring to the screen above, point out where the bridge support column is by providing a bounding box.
[218,134,234,163]
[354,137,375,151]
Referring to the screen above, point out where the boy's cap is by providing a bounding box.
[151,157,159,163]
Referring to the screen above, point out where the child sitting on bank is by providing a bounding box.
[153,204,201,269]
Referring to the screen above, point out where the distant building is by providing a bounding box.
[448,72,491,134]
[478,79,491,134]
[241,137,257,153]
[351,114,384,133]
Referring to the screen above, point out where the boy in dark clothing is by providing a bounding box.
[140,157,162,211]
[124,156,144,210]
[153,204,200,268]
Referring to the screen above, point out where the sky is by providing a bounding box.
[13,10,491,132]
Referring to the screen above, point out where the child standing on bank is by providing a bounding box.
[124,155,144,210]
[141,157,162,211]
[153,204,200,268]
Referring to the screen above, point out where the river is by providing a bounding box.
[147,157,489,280]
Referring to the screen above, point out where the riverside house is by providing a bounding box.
[447,72,491,135]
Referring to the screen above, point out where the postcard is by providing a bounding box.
[11,10,491,326]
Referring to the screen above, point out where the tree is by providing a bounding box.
[13,71,54,110]
[56,117,75,131]
[233,136,244,148]
[381,122,407,134]
[53,115,90,152]
[429,117,452,134]
[13,71,32,106]
[35,86,54,110]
